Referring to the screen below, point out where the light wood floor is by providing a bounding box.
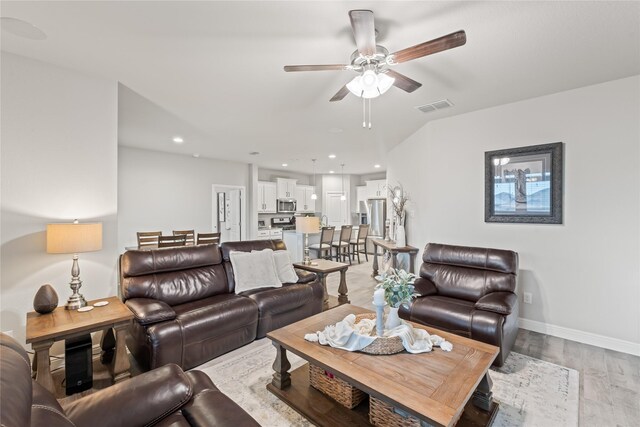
[324,258,640,427]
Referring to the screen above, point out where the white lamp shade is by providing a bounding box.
[47,222,103,254]
[346,72,395,99]
[296,217,320,234]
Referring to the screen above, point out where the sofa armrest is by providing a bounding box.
[64,364,192,427]
[413,277,438,297]
[294,268,317,284]
[126,298,176,325]
[475,292,518,315]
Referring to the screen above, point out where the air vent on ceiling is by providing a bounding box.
[415,99,454,114]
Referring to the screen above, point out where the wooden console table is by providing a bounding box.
[293,259,349,310]
[26,296,133,394]
[370,238,419,276]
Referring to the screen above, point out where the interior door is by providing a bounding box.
[326,192,348,227]
[226,189,242,241]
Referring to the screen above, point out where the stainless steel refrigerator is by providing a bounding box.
[366,198,386,253]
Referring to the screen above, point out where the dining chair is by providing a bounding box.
[197,232,221,245]
[158,234,187,248]
[331,225,353,264]
[173,229,195,245]
[308,226,334,260]
[349,224,369,263]
[137,231,162,248]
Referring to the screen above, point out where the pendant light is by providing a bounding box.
[340,164,346,201]
[310,159,318,200]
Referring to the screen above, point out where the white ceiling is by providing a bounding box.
[2,1,639,175]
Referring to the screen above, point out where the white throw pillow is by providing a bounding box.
[272,250,299,284]
[229,249,281,293]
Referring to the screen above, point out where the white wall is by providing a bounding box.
[118,147,248,248]
[387,76,640,353]
[1,53,118,345]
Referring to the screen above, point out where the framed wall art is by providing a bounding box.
[485,142,563,224]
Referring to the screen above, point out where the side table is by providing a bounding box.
[26,296,133,394]
[293,259,350,310]
[371,238,420,276]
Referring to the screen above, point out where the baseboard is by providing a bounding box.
[518,318,640,356]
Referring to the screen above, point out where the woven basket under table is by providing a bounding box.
[369,396,424,427]
[309,364,367,409]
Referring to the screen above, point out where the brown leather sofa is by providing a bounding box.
[121,239,323,371]
[0,332,259,427]
[399,243,519,367]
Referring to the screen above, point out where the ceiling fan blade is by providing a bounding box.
[384,69,422,93]
[284,64,351,72]
[389,30,466,64]
[329,85,350,102]
[349,10,376,57]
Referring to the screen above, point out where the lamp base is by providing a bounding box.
[65,293,87,310]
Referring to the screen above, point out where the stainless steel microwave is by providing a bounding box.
[277,199,297,213]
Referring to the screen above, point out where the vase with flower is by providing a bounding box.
[387,183,409,247]
[374,268,418,330]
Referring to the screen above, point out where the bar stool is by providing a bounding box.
[350,224,369,263]
[309,226,335,260]
[331,225,352,265]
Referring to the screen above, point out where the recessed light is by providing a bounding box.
[172,136,184,144]
[328,154,336,159]
[192,153,200,158]
[329,170,335,174]
[282,163,288,167]
[0,17,47,40]
[374,164,381,168]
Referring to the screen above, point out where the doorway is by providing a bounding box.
[212,184,246,242]
[324,191,349,226]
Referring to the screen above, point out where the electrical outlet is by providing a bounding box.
[3,330,14,337]
[523,292,533,304]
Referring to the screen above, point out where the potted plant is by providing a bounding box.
[375,268,418,329]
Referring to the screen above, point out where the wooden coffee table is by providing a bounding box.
[267,304,499,427]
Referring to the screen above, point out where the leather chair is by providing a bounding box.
[0,332,259,427]
[399,243,519,367]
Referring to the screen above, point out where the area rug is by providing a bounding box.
[197,339,579,427]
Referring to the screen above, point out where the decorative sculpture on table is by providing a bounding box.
[386,183,409,247]
[33,284,59,314]
[374,268,417,330]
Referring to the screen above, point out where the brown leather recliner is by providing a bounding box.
[121,240,323,371]
[399,243,519,367]
[0,332,259,427]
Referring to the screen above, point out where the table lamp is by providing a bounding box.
[47,220,102,310]
[296,217,320,266]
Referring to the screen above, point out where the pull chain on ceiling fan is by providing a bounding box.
[284,10,466,127]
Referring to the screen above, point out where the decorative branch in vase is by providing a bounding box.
[374,268,418,330]
[386,182,409,246]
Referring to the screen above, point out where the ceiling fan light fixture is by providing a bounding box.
[346,71,395,99]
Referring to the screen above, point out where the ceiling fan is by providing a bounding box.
[284,10,466,102]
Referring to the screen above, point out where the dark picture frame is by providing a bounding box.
[485,142,563,224]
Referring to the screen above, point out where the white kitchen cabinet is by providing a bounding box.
[295,185,316,213]
[366,179,387,198]
[256,229,271,240]
[276,178,297,199]
[257,181,277,213]
[270,229,283,240]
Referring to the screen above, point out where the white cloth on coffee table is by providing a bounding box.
[304,314,453,354]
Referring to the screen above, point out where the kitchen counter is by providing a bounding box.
[282,230,321,263]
